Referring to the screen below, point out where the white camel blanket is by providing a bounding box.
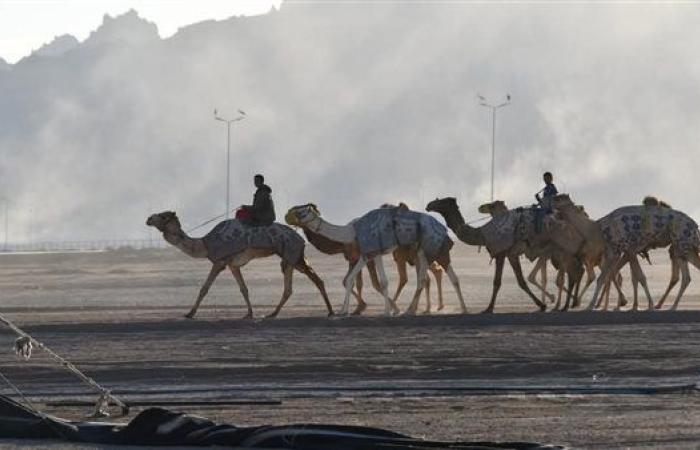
[352,208,451,262]
[480,207,537,256]
[202,220,304,265]
[598,205,700,256]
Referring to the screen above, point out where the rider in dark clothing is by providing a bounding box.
[534,171,558,232]
[243,174,276,226]
[535,171,558,213]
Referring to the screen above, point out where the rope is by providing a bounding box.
[0,368,72,439]
[0,313,129,418]
[185,212,228,234]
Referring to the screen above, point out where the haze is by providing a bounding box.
[0,1,699,242]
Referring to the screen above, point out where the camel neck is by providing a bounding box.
[302,228,345,255]
[561,207,601,239]
[163,227,209,259]
[437,207,487,247]
[307,216,355,244]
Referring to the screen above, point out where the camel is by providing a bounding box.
[299,225,445,315]
[425,197,585,313]
[552,195,700,311]
[477,200,572,308]
[475,200,587,312]
[146,211,333,319]
[285,204,466,316]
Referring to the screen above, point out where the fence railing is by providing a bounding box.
[0,239,167,253]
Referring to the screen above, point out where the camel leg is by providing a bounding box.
[628,255,654,310]
[575,261,597,306]
[430,265,445,311]
[341,258,367,316]
[562,263,583,312]
[392,258,409,308]
[554,270,564,311]
[296,258,334,317]
[227,266,253,319]
[587,253,622,311]
[527,257,555,304]
[669,258,691,311]
[628,261,639,311]
[403,251,429,316]
[656,254,680,310]
[185,262,226,319]
[374,256,399,316]
[445,264,467,313]
[422,274,432,314]
[266,262,295,319]
[483,255,505,314]
[613,271,628,307]
[351,269,367,316]
[509,255,547,312]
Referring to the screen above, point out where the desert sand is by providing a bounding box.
[1,245,699,449]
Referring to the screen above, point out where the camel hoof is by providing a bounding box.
[184,312,196,319]
[654,304,663,310]
[437,305,445,311]
[242,313,253,320]
[421,309,431,315]
[480,308,494,314]
[620,298,628,307]
[264,312,279,319]
[327,311,335,317]
[402,309,417,317]
[352,304,367,316]
[460,308,468,314]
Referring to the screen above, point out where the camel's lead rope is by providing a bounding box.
[0,313,129,418]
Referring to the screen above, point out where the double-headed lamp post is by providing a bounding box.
[214,109,246,218]
[478,94,511,202]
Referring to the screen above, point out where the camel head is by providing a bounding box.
[478,200,507,216]
[146,211,182,233]
[425,197,458,215]
[285,204,321,228]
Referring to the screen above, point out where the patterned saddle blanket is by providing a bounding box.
[480,207,538,256]
[202,220,304,265]
[598,205,700,256]
[352,208,451,262]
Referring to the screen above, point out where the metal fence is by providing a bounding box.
[0,239,167,253]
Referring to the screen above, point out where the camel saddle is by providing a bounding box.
[202,219,304,265]
[352,207,452,262]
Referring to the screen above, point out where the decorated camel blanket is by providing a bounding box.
[202,220,304,265]
[352,207,452,262]
[598,205,700,256]
[480,207,537,256]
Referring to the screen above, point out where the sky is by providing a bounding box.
[1,1,699,243]
[0,0,282,63]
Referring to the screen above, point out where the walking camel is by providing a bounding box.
[300,222,446,315]
[426,197,586,313]
[552,194,700,311]
[146,211,333,319]
[477,200,587,311]
[285,204,467,316]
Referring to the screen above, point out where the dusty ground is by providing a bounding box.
[1,245,700,449]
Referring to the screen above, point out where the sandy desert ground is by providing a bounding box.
[1,244,700,449]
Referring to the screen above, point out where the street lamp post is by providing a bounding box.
[478,94,511,202]
[214,109,246,218]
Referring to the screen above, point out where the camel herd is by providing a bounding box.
[146,194,700,319]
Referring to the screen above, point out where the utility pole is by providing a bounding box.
[214,109,246,218]
[478,93,511,202]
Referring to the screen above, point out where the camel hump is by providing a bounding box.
[203,220,304,265]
